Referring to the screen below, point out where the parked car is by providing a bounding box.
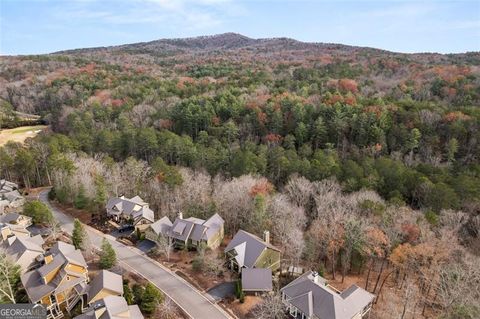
[119,225,134,233]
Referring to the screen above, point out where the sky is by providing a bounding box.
[1,0,479,55]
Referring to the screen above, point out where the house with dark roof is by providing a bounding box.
[224,230,281,273]
[280,271,375,319]
[144,216,173,242]
[21,241,89,319]
[167,212,224,250]
[105,196,154,232]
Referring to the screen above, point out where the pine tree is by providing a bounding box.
[99,238,117,269]
[140,283,163,314]
[72,218,87,250]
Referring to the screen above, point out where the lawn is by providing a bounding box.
[0,125,47,146]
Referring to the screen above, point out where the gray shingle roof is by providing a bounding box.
[281,271,375,319]
[21,269,56,303]
[241,268,273,291]
[224,230,280,268]
[87,270,123,304]
[149,216,172,236]
[169,219,195,242]
[106,196,153,223]
[6,236,44,271]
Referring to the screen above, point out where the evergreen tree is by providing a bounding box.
[99,238,117,269]
[72,218,87,250]
[140,283,163,314]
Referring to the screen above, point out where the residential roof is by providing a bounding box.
[37,254,65,278]
[241,268,273,291]
[21,269,56,303]
[5,236,44,270]
[132,206,154,223]
[149,216,172,236]
[87,270,123,304]
[83,296,144,319]
[169,219,195,242]
[3,190,23,202]
[224,230,280,268]
[167,213,224,244]
[281,271,375,319]
[106,196,152,223]
[202,213,224,241]
[50,241,87,267]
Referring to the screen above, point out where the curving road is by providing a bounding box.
[39,190,232,319]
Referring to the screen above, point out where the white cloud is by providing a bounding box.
[53,0,243,30]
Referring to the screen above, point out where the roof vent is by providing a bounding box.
[312,271,319,284]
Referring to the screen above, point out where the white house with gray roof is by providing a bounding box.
[280,271,375,319]
[106,196,154,231]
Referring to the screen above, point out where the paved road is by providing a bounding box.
[39,190,232,319]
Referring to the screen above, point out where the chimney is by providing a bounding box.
[263,230,270,244]
[312,271,319,284]
[178,211,183,220]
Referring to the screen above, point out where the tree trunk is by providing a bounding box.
[365,258,374,291]
[332,249,336,280]
[373,257,386,294]
[375,270,394,304]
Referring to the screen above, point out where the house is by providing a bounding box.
[21,241,89,318]
[0,180,25,211]
[106,196,154,231]
[0,179,18,194]
[241,268,273,294]
[74,295,143,319]
[74,270,142,319]
[167,212,225,249]
[0,222,31,240]
[224,230,281,273]
[3,234,44,272]
[280,271,375,319]
[144,216,173,242]
[84,270,123,306]
[0,212,32,227]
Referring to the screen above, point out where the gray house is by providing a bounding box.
[145,216,173,240]
[280,271,375,319]
[224,230,281,273]
[167,212,224,249]
[106,196,154,231]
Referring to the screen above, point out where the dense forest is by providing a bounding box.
[1,33,479,318]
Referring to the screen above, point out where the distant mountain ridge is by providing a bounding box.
[53,32,427,56]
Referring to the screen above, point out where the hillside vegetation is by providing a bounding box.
[1,33,479,318]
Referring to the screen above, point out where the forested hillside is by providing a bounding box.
[1,33,479,318]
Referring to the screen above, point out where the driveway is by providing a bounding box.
[38,190,232,319]
[137,239,156,253]
[207,282,236,302]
